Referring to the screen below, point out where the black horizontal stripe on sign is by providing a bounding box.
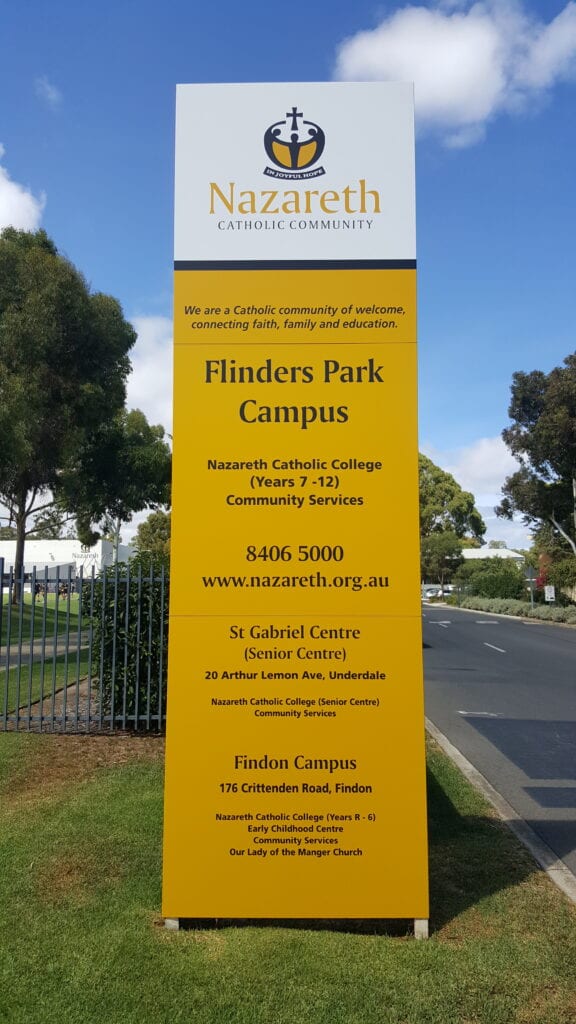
[174,259,417,272]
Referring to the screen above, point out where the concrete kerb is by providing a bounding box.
[426,717,576,907]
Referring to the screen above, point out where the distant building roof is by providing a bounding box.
[462,548,524,563]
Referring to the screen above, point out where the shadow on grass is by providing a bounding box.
[426,764,535,931]
[176,917,414,937]
[175,765,538,937]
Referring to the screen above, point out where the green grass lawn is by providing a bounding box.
[1,593,85,646]
[1,735,575,1024]
[1,648,91,715]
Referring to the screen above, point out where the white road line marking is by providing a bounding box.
[475,620,499,625]
[431,621,451,628]
[458,710,503,718]
[484,642,506,653]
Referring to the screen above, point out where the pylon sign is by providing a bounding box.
[162,82,428,922]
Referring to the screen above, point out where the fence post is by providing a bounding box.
[0,556,3,646]
[86,566,95,732]
[14,564,26,731]
[122,562,131,731]
[110,563,119,732]
[38,567,49,731]
[133,563,142,730]
[158,565,166,732]
[0,558,6,731]
[25,566,38,730]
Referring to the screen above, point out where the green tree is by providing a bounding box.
[100,515,123,546]
[497,354,576,556]
[134,510,171,563]
[454,558,526,600]
[28,507,74,539]
[62,408,171,546]
[419,454,486,540]
[547,557,576,599]
[420,530,463,587]
[0,227,171,592]
[460,536,483,549]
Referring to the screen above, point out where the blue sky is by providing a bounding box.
[1,0,575,545]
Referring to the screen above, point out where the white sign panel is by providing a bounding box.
[174,82,415,263]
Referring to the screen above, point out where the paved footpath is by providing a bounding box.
[0,632,88,669]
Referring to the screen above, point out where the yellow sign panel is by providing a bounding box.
[163,82,428,922]
[163,615,427,919]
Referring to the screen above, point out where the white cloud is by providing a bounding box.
[421,435,532,547]
[423,435,519,504]
[121,507,153,545]
[127,316,173,434]
[121,316,173,542]
[477,505,532,550]
[35,75,62,110]
[516,3,576,88]
[334,1,576,146]
[0,149,45,230]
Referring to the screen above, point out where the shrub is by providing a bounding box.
[455,594,576,625]
[453,558,526,600]
[88,558,169,730]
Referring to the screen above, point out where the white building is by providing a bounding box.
[0,538,134,578]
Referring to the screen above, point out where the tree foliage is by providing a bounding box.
[28,507,74,539]
[62,408,171,546]
[547,557,576,595]
[134,509,171,564]
[0,228,171,589]
[419,454,486,540]
[453,558,526,600]
[420,530,463,586]
[497,354,576,556]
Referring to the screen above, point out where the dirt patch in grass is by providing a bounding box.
[437,905,503,944]
[37,844,127,907]
[188,930,229,960]
[516,987,576,1024]
[39,852,92,905]
[4,733,165,808]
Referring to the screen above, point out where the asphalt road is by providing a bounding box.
[423,603,576,876]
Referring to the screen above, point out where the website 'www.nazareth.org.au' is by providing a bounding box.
[201,572,389,593]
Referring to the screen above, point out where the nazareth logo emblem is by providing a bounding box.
[264,106,326,180]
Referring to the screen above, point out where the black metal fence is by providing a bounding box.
[0,558,168,733]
